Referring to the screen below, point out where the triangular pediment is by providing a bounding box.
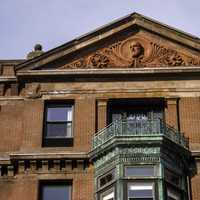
[16,13,200,72]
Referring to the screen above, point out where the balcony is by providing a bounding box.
[92,119,189,150]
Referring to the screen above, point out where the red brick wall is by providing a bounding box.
[0,101,24,152]
[0,165,94,200]
[191,166,200,200]
[0,177,38,200]
[74,97,96,152]
[3,96,200,153]
[0,93,97,152]
[21,100,44,151]
[165,98,178,129]
[179,97,200,145]
[97,99,107,131]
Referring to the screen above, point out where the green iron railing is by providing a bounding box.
[92,119,189,150]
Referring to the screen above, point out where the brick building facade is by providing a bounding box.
[0,13,200,200]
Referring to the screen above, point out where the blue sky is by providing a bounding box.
[1,0,200,59]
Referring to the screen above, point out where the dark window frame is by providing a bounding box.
[42,101,74,147]
[38,180,72,200]
[164,168,182,188]
[164,182,184,200]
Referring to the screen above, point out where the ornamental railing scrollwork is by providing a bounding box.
[92,119,189,150]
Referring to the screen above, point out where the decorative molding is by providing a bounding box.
[94,147,161,169]
[0,84,4,96]
[61,36,200,70]
[120,147,160,155]
[0,157,88,177]
[25,83,42,99]
[97,98,108,107]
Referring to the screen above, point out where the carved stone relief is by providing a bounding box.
[25,83,41,99]
[61,36,200,69]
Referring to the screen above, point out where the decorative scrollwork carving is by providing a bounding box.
[62,59,86,69]
[164,52,184,66]
[60,36,200,69]
[187,57,200,66]
[25,83,41,99]
[89,52,110,68]
[146,43,185,66]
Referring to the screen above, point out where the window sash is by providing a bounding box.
[125,166,155,177]
[102,192,114,200]
[40,182,72,200]
[167,187,181,200]
[165,169,181,187]
[44,103,73,140]
[100,187,115,200]
[98,169,115,189]
[47,106,72,122]
[127,182,154,200]
[45,122,73,138]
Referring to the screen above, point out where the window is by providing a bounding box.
[102,191,114,200]
[125,166,155,177]
[100,188,115,200]
[39,181,72,200]
[108,99,164,124]
[98,169,115,188]
[43,101,74,147]
[167,187,181,200]
[127,182,154,200]
[165,169,181,187]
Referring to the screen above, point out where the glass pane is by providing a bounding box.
[165,170,180,186]
[99,170,115,188]
[128,182,153,198]
[46,123,72,138]
[102,192,114,200]
[125,166,154,177]
[47,107,72,122]
[41,184,71,200]
[129,198,153,200]
[167,188,181,200]
[128,189,153,198]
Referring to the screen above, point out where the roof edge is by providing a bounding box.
[16,12,200,71]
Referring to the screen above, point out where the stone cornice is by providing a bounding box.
[16,66,200,78]
[10,152,89,160]
[0,152,90,178]
[191,151,200,159]
[0,76,17,82]
[0,60,25,65]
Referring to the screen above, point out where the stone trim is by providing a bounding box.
[0,158,89,177]
[16,66,200,77]
[0,152,89,177]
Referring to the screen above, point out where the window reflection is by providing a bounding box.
[128,182,154,200]
[40,182,71,200]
